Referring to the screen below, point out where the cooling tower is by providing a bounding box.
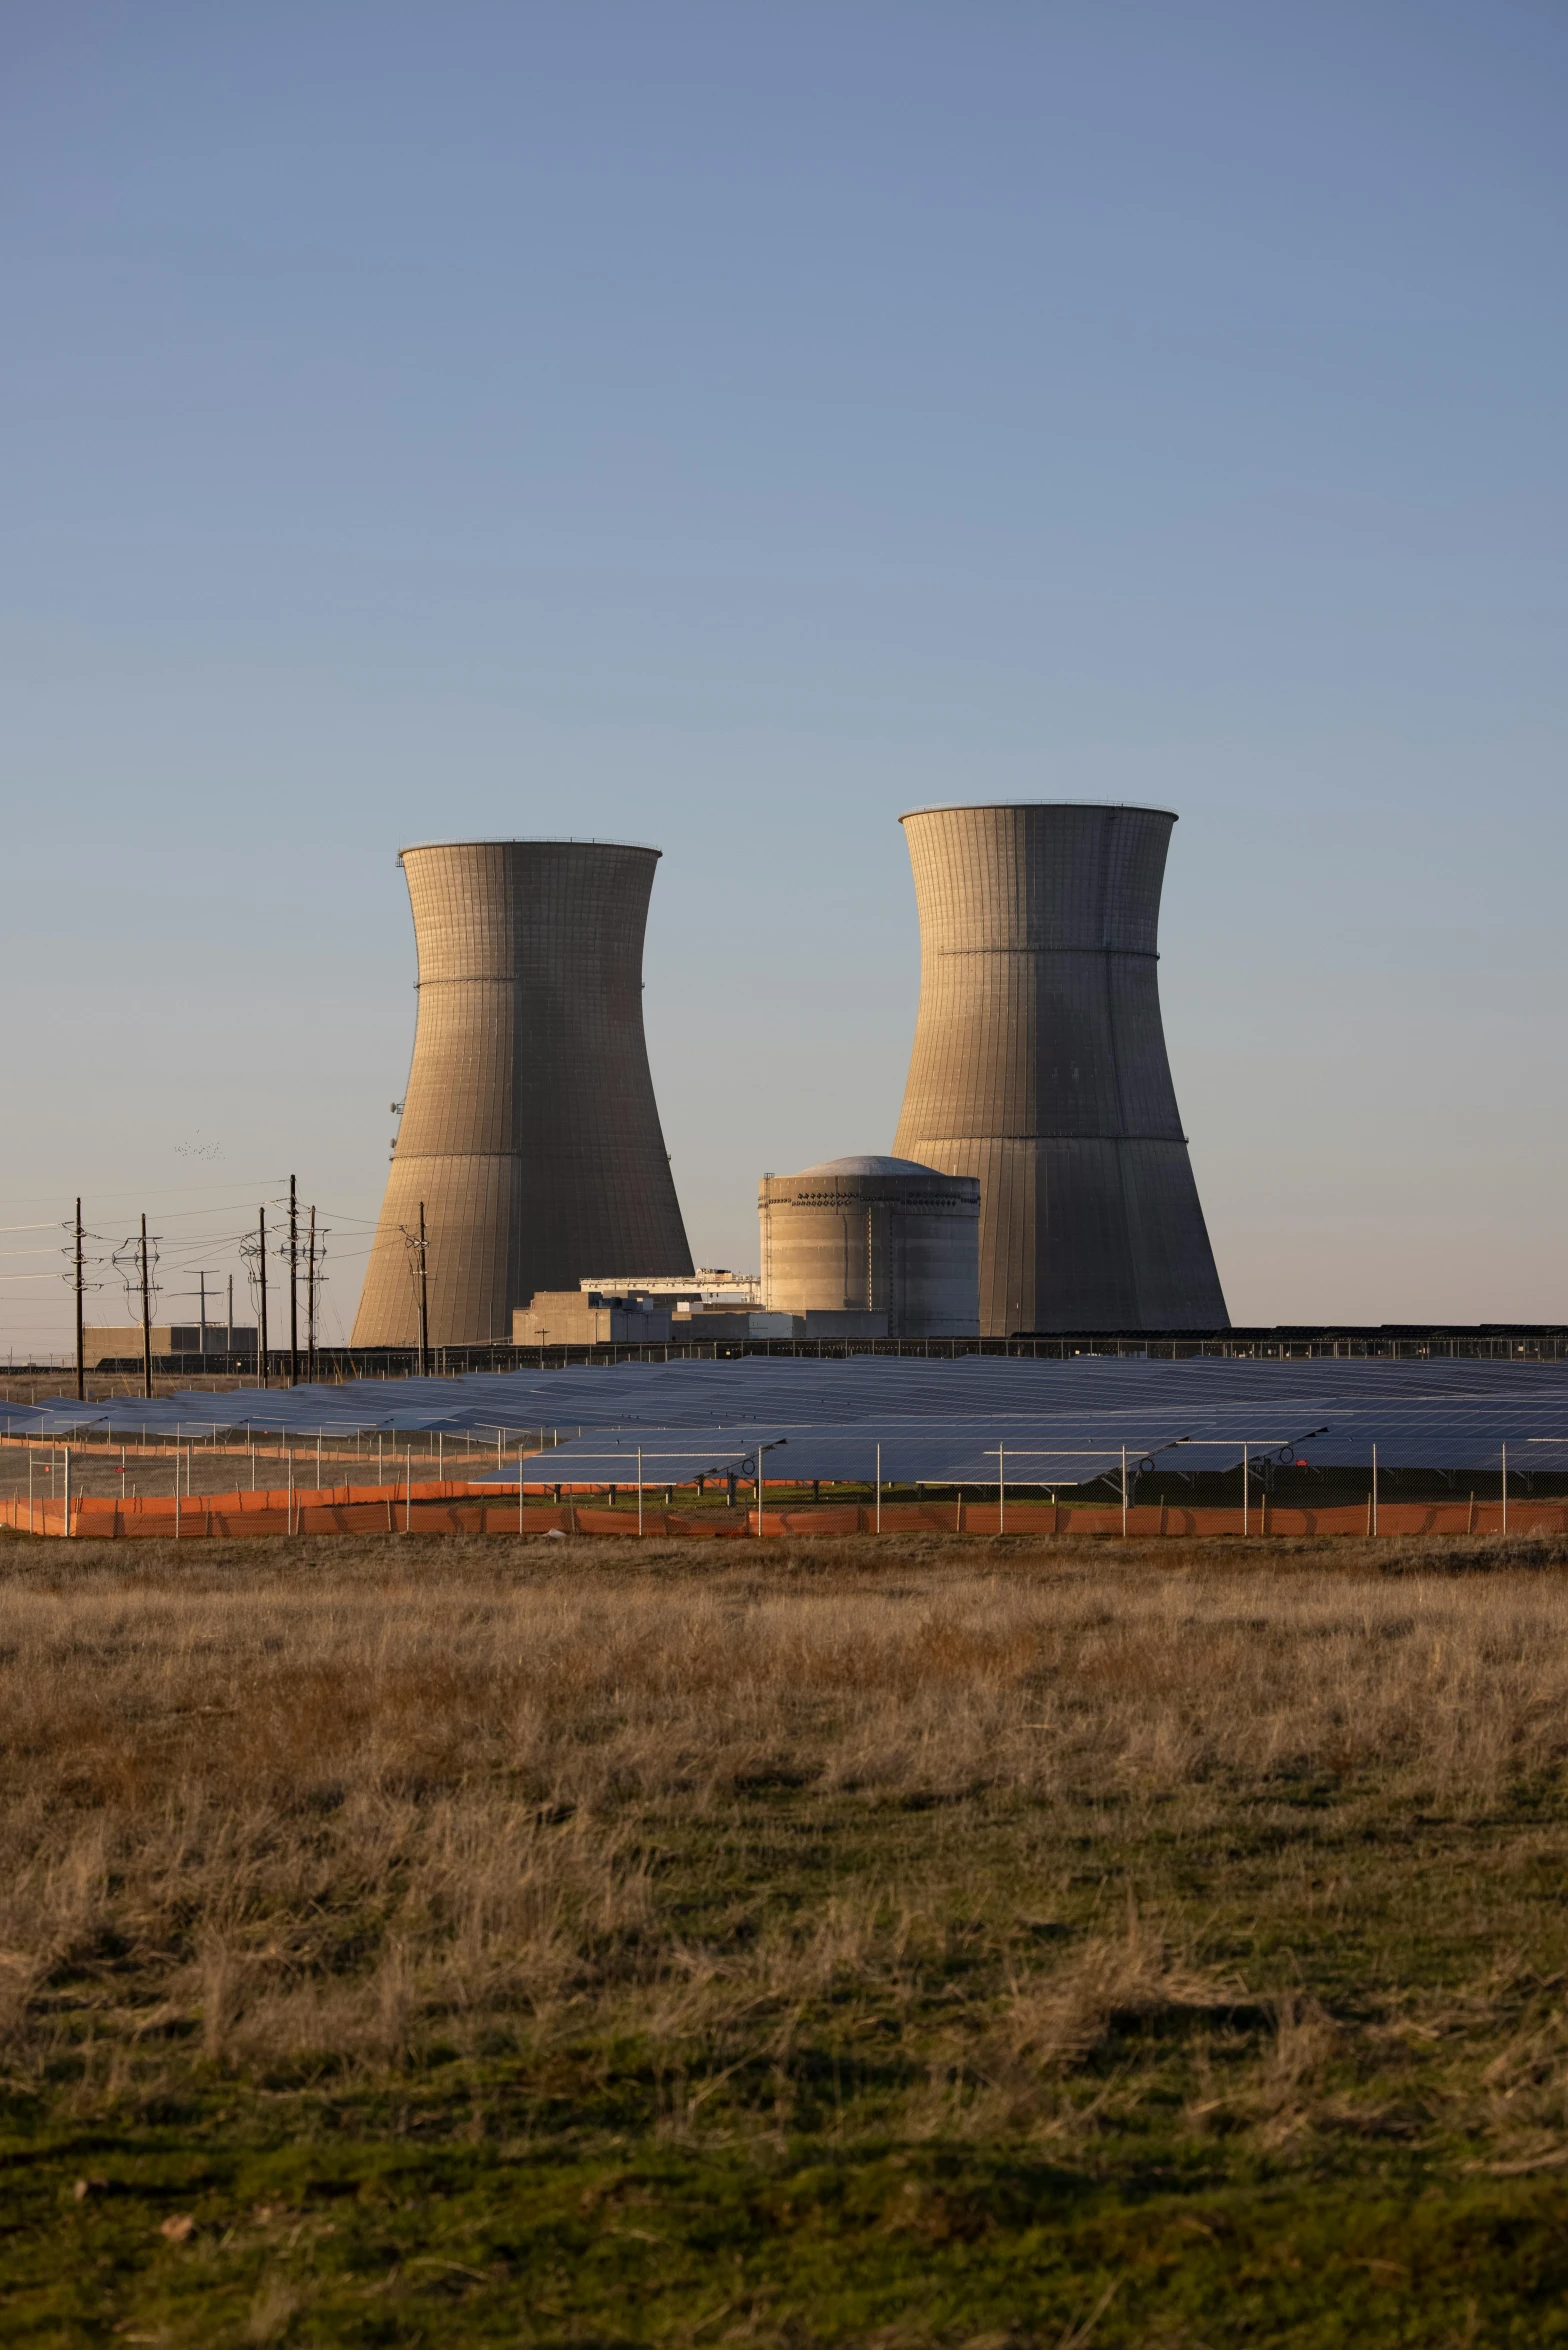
[892,804,1228,1335]
[760,1156,981,1338]
[353,840,693,1348]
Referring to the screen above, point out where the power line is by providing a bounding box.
[0,1177,289,1207]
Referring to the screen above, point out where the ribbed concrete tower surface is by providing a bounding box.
[893,804,1228,1335]
[353,841,692,1348]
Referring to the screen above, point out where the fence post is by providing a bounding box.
[876,1443,881,1534]
[1502,1442,1508,1535]
[1242,1441,1248,1537]
[1371,1443,1378,1538]
[998,1442,1005,1534]
[1121,1443,1128,1538]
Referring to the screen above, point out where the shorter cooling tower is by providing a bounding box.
[760,1157,980,1339]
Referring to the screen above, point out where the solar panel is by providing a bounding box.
[9,1352,1568,1473]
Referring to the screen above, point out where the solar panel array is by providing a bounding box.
[10,1352,1568,1475]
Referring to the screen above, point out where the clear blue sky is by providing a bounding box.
[3,1,1565,1349]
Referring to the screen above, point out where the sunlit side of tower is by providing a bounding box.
[892,803,1228,1335]
[352,840,693,1348]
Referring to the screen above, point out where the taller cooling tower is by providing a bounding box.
[893,803,1228,1335]
[353,840,693,1348]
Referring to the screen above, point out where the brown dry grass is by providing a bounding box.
[3,1528,1568,2183]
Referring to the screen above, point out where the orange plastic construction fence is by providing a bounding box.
[1,1483,1561,1542]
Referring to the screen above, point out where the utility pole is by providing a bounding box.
[306,1204,317,1384]
[257,1205,270,1389]
[139,1215,153,1400]
[74,1198,85,1402]
[227,1273,234,1355]
[417,1201,429,1376]
[288,1174,299,1387]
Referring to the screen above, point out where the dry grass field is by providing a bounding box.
[4,1529,1568,2346]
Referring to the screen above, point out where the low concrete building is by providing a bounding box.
[581,1269,762,1305]
[670,1308,799,1341]
[513,1291,672,1346]
[513,1294,886,1347]
[82,1325,257,1366]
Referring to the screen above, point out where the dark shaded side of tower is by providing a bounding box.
[892,803,1229,1336]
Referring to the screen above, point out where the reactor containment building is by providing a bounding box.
[760,1155,981,1338]
[892,802,1228,1336]
[352,839,693,1349]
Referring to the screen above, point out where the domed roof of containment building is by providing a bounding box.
[789,1155,945,1178]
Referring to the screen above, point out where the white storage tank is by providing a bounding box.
[759,1156,980,1338]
